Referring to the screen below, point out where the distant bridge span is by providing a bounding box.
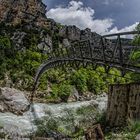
[32,31,140,99]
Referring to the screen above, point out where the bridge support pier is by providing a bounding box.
[106,83,140,127]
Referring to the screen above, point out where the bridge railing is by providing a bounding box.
[32,31,140,100]
[102,31,140,72]
[102,31,140,37]
[47,31,140,73]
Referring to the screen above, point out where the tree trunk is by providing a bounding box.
[106,83,140,127]
[85,124,104,140]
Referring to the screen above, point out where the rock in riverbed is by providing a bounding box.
[0,87,108,139]
[0,87,30,115]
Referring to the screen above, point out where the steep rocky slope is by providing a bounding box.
[0,0,47,27]
[0,0,129,103]
[0,0,101,54]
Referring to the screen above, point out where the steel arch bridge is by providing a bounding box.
[32,31,140,98]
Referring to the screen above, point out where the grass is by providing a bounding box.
[105,121,140,140]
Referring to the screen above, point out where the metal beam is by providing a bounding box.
[103,31,140,37]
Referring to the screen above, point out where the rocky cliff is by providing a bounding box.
[59,25,101,49]
[0,0,102,53]
[0,0,47,27]
[0,0,107,101]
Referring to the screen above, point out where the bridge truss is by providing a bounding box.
[32,31,140,97]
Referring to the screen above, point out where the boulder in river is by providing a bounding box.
[0,87,108,139]
[0,87,30,115]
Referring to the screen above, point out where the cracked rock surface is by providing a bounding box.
[0,87,30,115]
[0,0,47,27]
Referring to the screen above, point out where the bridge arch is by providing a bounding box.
[31,31,140,102]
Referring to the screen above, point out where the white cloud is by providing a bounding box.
[109,22,139,33]
[107,22,139,38]
[47,1,113,34]
[47,0,139,37]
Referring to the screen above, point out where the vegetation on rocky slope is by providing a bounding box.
[0,0,140,139]
[0,22,140,103]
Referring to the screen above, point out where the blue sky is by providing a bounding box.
[43,0,139,35]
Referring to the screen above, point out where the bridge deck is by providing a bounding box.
[32,31,140,94]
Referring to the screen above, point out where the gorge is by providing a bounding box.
[0,0,140,139]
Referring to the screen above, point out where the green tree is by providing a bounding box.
[132,23,140,45]
[130,23,140,82]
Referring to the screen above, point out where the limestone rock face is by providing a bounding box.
[59,25,101,45]
[0,0,47,27]
[62,38,71,48]
[0,87,29,115]
[80,28,92,40]
[37,31,53,53]
[136,134,140,140]
[80,28,101,49]
[59,25,81,41]
[11,31,27,50]
[67,87,80,102]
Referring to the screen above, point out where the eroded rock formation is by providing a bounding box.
[0,87,29,115]
[0,0,47,27]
